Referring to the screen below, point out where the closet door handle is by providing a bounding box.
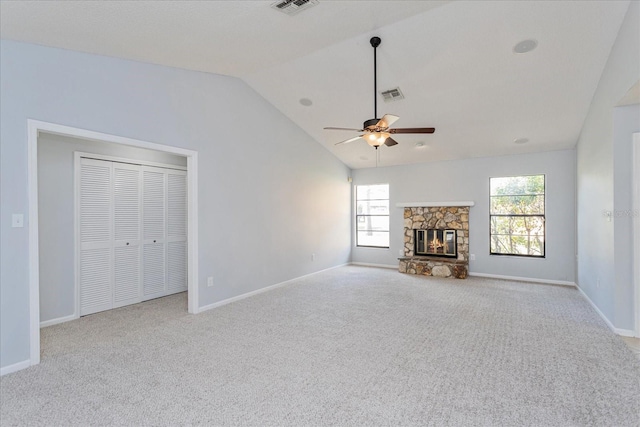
[153,240,156,243]
[126,242,130,246]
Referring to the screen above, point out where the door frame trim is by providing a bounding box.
[633,132,640,337]
[28,119,200,367]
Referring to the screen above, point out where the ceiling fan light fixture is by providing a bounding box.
[365,131,390,147]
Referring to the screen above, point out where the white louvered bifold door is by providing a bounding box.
[142,166,167,300]
[79,158,113,315]
[79,157,187,315]
[113,162,142,308]
[166,170,188,294]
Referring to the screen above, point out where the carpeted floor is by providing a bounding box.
[1,266,639,426]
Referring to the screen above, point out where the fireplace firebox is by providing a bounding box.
[415,229,457,257]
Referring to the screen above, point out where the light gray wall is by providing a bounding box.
[37,133,187,323]
[0,40,351,369]
[576,1,639,331]
[352,149,576,283]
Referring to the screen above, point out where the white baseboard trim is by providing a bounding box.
[350,262,398,269]
[575,285,637,337]
[469,272,576,287]
[614,328,637,337]
[198,263,349,313]
[0,359,31,377]
[40,314,77,328]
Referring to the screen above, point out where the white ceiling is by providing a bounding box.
[0,1,632,169]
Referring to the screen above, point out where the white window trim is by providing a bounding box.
[355,183,390,249]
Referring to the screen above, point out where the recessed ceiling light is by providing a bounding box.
[513,39,537,54]
[299,98,313,107]
[514,138,529,144]
[415,142,426,148]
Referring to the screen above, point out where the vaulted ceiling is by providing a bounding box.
[0,1,631,169]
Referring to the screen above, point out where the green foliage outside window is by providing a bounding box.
[490,175,545,257]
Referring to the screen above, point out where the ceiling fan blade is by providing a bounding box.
[377,114,400,129]
[389,127,435,134]
[335,135,363,146]
[384,137,398,147]
[324,127,364,132]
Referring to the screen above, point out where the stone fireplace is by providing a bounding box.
[398,204,471,279]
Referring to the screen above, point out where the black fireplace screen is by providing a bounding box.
[415,229,456,257]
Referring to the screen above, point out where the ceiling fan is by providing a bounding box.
[325,36,435,149]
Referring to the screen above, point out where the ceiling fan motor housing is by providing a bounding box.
[363,118,380,129]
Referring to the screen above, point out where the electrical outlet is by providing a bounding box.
[207,277,214,287]
[470,254,476,261]
[11,214,24,228]
[596,278,601,288]
[312,253,316,261]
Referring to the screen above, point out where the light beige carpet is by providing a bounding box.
[1,266,639,426]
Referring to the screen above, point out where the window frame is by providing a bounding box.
[355,183,390,249]
[489,174,546,258]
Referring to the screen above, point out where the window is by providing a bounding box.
[355,184,389,248]
[490,175,545,257]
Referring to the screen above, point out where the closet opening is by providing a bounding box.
[28,121,199,367]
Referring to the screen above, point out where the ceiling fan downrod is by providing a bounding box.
[371,36,381,121]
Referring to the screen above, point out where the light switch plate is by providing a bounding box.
[12,214,24,228]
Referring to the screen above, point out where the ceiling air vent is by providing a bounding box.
[381,87,405,103]
[271,0,319,16]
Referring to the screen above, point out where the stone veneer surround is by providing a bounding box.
[399,206,470,279]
